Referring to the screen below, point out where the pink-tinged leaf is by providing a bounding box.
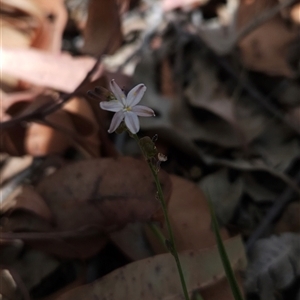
[1,48,96,92]
[163,0,210,11]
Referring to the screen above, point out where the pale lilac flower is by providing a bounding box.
[100,79,155,134]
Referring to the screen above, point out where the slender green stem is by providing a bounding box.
[148,223,168,251]
[208,197,244,300]
[133,134,190,300]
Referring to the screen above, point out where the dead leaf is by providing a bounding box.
[237,0,298,77]
[10,249,59,291]
[146,175,227,254]
[199,168,243,226]
[0,240,24,265]
[2,185,53,222]
[1,157,171,258]
[290,3,300,23]
[62,97,101,157]
[0,269,22,300]
[55,236,246,300]
[35,157,171,231]
[162,0,210,12]
[1,48,96,92]
[31,0,67,51]
[0,156,33,186]
[81,0,122,56]
[25,109,75,156]
[275,201,300,234]
[245,233,300,300]
[109,222,154,261]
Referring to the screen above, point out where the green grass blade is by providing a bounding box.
[208,198,244,300]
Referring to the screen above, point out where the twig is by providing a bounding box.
[1,225,102,240]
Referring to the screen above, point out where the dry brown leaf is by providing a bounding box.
[0,156,33,185]
[63,97,101,157]
[146,175,228,254]
[0,269,22,300]
[0,240,24,265]
[110,222,154,261]
[290,3,300,23]
[55,236,246,300]
[81,0,122,56]
[2,185,53,222]
[0,125,26,156]
[25,109,75,156]
[35,157,171,231]
[31,0,67,51]
[1,48,96,92]
[1,157,171,258]
[274,201,300,234]
[237,0,298,76]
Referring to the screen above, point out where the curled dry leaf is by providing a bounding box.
[55,236,246,300]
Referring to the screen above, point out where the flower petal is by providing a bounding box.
[108,111,124,133]
[100,100,123,112]
[124,111,140,134]
[126,84,146,107]
[131,105,155,117]
[110,79,126,105]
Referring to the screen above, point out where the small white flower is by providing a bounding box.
[99,79,155,134]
